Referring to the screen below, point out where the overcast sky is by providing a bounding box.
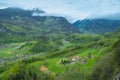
[0,0,120,22]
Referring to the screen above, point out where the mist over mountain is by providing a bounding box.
[87,13,120,21]
[73,19,120,34]
[102,13,120,20]
[1,7,120,36]
[0,7,79,43]
[0,0,120,22]
[0,1,120,80]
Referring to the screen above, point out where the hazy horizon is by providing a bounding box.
[0,0,120,22]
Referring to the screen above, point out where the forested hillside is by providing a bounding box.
[0,7,120,80]
[0,8,79,43]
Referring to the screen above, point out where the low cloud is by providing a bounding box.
[0,0,120,22]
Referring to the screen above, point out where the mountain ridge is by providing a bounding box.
[0,7,79,43]
[73,19,120,34]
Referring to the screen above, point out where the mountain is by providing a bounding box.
[73,19,120,34]
[101,13,120,20]
[0,7,79,43]
[1,7,120,80]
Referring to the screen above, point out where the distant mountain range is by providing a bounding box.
[0,7,120,38]
[88,13,120,20]
[0,7,79,37]
[73,19,120,34]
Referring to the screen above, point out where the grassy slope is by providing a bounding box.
[0,32,119,80]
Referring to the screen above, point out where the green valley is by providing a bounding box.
[0,7,120,80]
